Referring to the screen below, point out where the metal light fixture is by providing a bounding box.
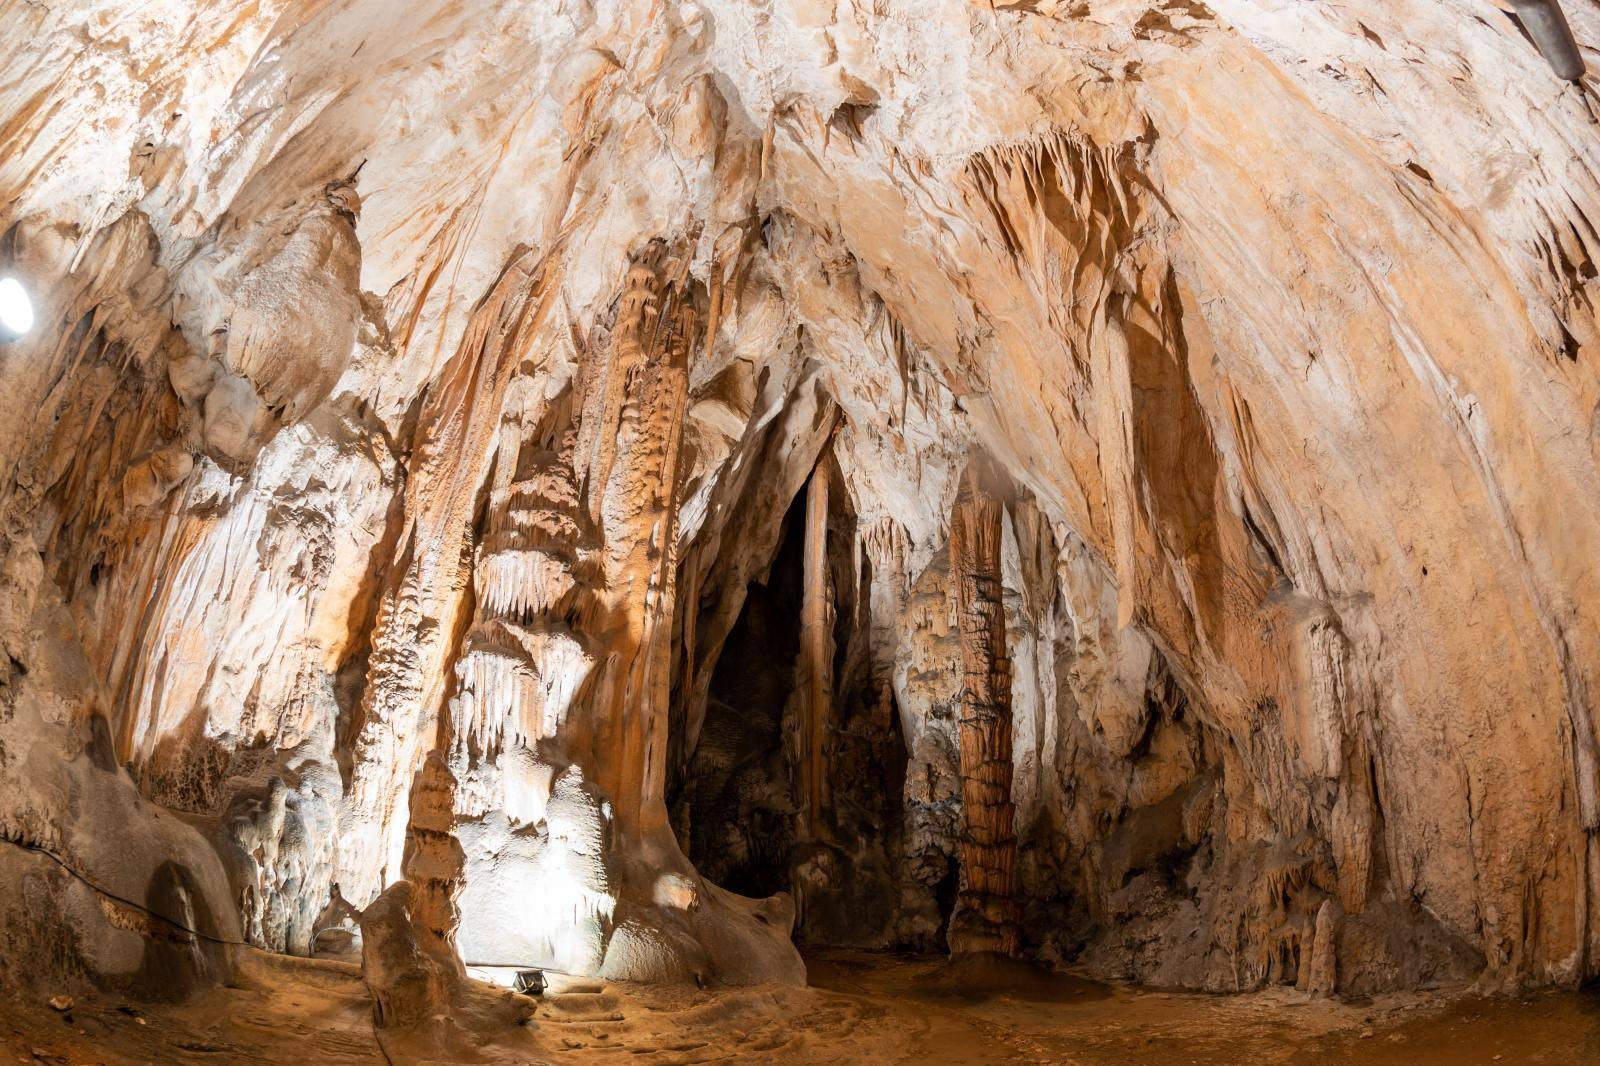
[512,969,546,995]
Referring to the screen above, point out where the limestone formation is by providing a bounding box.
[1,0,1599,1020]
[796,456,834,843]
[947,455,1020,958]
[401,751,466,976]
[358,880,458,1029]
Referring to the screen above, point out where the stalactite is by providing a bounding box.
[1508,1,1586,81]
[861,515,910,741]
[946,452,1019,958]
[452,391,591,765]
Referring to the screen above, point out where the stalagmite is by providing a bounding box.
[401,751,467,976]
[358,881,459,1029]
[1306,900,1341,998]
[946,454,1020,959]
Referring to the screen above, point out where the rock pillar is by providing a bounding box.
[577,238,695,841]
[400,750,466,976]
[798,457,833,839]
[947,454,1019,958]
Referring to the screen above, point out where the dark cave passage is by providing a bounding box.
[679,491,807,900]
[672,460,913,946]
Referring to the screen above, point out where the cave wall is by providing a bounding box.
[1,0,1599,996]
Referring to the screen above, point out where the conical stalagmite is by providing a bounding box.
[401,750,467,975]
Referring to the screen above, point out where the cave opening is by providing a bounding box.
[673,452,912,948]
[679,484,807,900]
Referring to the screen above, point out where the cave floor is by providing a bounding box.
[4,948,1597,1064]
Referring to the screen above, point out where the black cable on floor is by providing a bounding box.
[3,834,404,1064]
[371,1017,396,1066]
[0,834,249,947]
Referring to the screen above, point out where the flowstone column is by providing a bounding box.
[564,239,801,984]
[577,238,695,840]
[947,454,1020,958]
[397,238,802,986]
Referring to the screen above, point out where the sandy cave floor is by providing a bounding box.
[3,949,1599,1065]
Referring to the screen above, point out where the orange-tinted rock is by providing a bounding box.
[0,0,1598,1002]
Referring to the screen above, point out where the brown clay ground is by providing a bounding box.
[3,948,1597,1064]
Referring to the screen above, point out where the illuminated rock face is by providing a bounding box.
[1,0,1599,998]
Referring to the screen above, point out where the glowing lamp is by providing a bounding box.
[0,277,34,339]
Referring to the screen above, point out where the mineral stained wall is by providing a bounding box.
[2,0,1599,997]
